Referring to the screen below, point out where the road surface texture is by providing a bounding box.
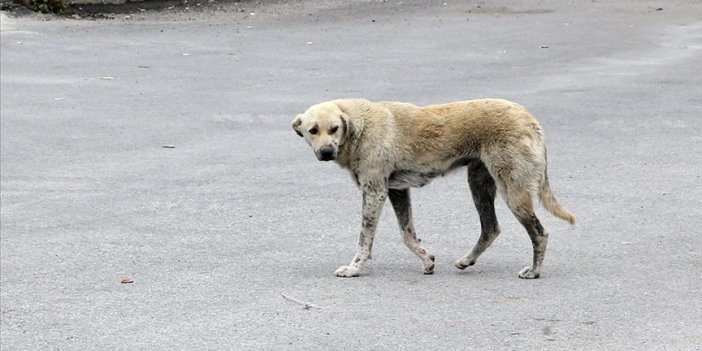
[1,0,701,350]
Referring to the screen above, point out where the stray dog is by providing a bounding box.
[292,98,575,278]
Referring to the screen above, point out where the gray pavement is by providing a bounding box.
[1,1,701,350]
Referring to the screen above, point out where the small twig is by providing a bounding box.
[281,294,321,310]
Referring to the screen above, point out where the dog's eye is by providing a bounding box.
[309,127,318,135]
[330,126,339,134]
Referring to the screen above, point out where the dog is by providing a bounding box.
[292,98,575,278]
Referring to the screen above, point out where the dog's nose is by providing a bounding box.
[319,147,335,161]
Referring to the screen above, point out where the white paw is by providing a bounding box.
[518,266,540,279]
[423,255,436,274]
[454,257,475,270]
[334,265,361,278]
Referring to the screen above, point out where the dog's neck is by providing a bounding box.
[335,137,358,169]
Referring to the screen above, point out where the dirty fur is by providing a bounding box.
[292,98,575,278]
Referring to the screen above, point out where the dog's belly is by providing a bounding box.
[387,157,475,189]
[388,170,442,189]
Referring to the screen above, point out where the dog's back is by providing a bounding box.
[370,99,542,174]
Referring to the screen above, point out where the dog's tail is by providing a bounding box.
[539,166,576,225]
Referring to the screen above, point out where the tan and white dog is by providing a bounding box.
[292,98,575,278]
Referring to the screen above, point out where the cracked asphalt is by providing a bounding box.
[1,1,701,349]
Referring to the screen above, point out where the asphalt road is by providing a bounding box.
[1,1,701,350]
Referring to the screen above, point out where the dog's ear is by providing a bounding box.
[335,102,357,141]
[340,113,355,141]
[292,115,304,137]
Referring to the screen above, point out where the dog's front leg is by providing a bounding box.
[388,189,436,274]
[335,182,387,277]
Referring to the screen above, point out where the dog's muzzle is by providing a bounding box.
[317,146,336,161]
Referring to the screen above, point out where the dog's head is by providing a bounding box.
[292,101,356,161]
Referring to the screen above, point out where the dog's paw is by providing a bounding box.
[518,266,540,279]
[423,255,436,274]
[453,257,476,270]
[335,265,361,278]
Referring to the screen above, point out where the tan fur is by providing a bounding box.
[293,98,575,278]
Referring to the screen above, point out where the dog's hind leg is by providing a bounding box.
[455,159,502,270]
[389,189,436,274]
[505,188,549,279]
